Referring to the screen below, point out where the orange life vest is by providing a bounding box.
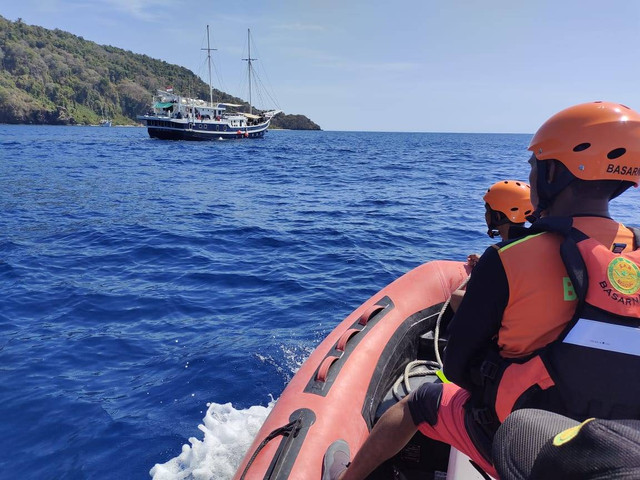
[475,217,640,424]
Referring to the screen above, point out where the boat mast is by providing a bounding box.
[242,28,257,115]
[201,25,217,106]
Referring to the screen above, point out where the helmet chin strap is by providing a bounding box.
[526,199,549,223]
[528,159,576,223]
[486,207,508,238]
[525,208,542,224]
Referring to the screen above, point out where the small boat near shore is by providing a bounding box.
[233,260,489,479]
[138,27,280,141]
[99,105,112,127]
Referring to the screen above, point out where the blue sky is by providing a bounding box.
[2,1,640,132]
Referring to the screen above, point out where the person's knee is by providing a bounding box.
[407,382,443,426]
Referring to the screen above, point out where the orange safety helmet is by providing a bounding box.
[483,180,533,224]
[528,101,640,185]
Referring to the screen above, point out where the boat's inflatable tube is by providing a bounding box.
[234,260,470,479]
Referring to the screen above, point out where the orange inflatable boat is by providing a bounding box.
[234,260,488,480]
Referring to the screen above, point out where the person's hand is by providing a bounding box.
[467,253,480,268]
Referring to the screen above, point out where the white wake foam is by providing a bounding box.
[150,343,314,479]
[150,400,274,480]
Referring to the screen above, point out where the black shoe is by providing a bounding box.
[322,439,351,480]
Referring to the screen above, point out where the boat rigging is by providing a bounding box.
[137,26,281,141]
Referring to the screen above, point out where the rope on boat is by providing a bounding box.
[392,274,471,401]
[391,359,441,401]
[433,275,470,367]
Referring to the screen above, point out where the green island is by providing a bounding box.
[0,16,321,130]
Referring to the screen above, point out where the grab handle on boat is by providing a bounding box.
[358,304,385,326]
[238,418,302,480]
[336,328,360,351]
[316,356,340,382]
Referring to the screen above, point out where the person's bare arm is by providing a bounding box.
[339,397,418,480]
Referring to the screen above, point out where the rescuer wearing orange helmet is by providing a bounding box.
[324,101,640,480]
[483,180,533,239]
[449,180,534,312]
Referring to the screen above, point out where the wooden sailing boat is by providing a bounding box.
[137,27,280,141]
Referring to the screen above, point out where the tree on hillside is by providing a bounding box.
[0,15,320,129]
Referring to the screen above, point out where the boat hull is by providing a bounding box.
[137,116,270,141]
[234,260,472,479]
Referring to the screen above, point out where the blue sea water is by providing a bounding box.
[0,125,638,479]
